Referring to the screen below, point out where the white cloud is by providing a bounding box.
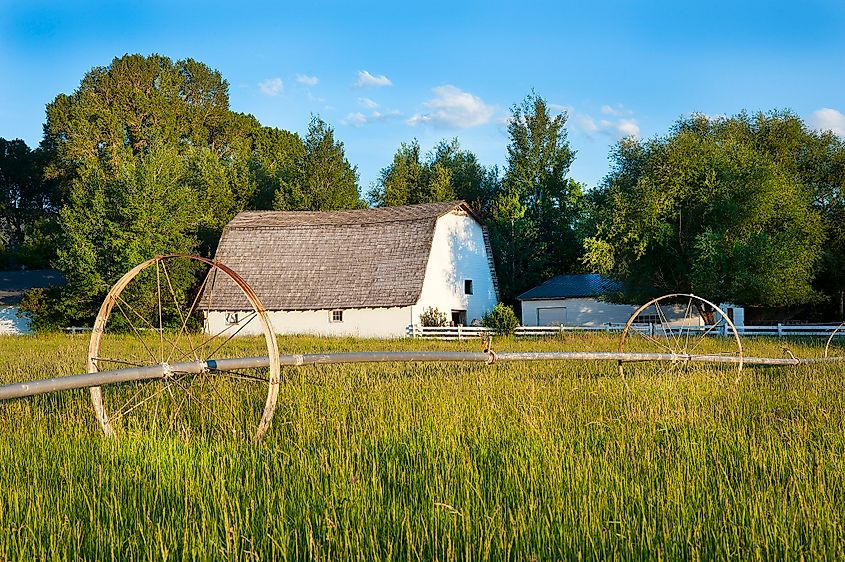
[296,74,319,86]
[810,107,845,137]
[258,77,283,96]
[355,70,393,88]
[342,109,402,127]
[358,97,379,109]
[342,112,368,127]
[576,114,599,134]
[614,118,640,138]
[549,103,573,116]
[407,85,495,129]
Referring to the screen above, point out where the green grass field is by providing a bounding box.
[0,333,843,560]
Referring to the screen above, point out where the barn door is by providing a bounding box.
[537,307,567,326]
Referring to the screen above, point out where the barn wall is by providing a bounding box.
[206,306,414,338]
[520,298,704,327]
[413,211,498,326]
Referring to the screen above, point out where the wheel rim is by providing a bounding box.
[88,254,280,440]
[617,293,743,384]
[824,322,845,359]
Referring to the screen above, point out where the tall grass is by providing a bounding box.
[0,334,843,560]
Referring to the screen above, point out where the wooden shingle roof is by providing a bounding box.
[203,200,477,311]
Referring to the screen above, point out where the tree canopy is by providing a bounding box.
[19,54,366,328]
[369,138,496,216]
[490,93,583,301]
[275,116,364,211]
[583,112,828,309]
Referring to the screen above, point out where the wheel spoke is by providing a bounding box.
[160,260,200,364]
[169,375,239,436]
[112,297,158,364]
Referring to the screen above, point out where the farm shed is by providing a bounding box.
[202,201,499,338]
[518,273,703,328]
[518,274,632,327]
[0,269,65,335]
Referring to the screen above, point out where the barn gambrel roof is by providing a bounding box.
[202,200,491,311]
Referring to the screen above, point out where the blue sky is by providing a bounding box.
[1,0,844,194]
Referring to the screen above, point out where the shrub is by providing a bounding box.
[419,306,448,327]
[482,303,519,335]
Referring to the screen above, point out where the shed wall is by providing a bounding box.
[521,298,703,327]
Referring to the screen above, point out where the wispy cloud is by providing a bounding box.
[355,70,393,88]
[407,85,496,129]
[562,102,639,140]
[296,74,319,86]
[358,97,379,109]
[258,77,283,96]
[810,107,845,137]
[342,109,402,127]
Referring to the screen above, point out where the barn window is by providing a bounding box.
[225,312,239,325]
[330,310,344,323]
[464,279,473,295]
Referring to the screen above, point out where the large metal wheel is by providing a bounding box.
[824,322,845,359]
[88,255,281,440]
[617,293,744,384]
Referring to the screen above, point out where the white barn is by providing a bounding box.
[203,201,499,338]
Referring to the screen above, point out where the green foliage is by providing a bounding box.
[490,92,583,301]
[16,287,63,332]
[584,112,827,308]
[369,138,498,216]
[418,306,448,327]
[47,149,202,325]
[481,303,520,335]
[275,116,364,211]
[0,138,60,267]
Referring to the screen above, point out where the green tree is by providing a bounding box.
[48,149,202,325]
[583,112,826,309]
[0,138,59,266]
[275,116,363,210]
[370,138,497,215]
[491,92,582,301]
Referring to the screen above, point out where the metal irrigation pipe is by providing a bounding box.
[1,351,844,402]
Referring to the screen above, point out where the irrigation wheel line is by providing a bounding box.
[88,254,281,441]
[617,294,744,384]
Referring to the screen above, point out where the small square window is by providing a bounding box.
[225,312,239,325]
[331,310,344,322]
[464,279,473,295]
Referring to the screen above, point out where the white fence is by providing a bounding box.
[407,323,845,340]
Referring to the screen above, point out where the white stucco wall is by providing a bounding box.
[521,298,704,327]
[0,306,30,335]
[412,211,498,327]
[206,306,414,338]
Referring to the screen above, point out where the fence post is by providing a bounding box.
[650,323,655,337]
[458,324,463,341]
[777,323,783,337]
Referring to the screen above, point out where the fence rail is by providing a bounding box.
[407,323,845,340]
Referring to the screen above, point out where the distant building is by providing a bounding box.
[518,274,706,327]
[517,274,634,326]
[0,269,65,335]
[203,201,499,337]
